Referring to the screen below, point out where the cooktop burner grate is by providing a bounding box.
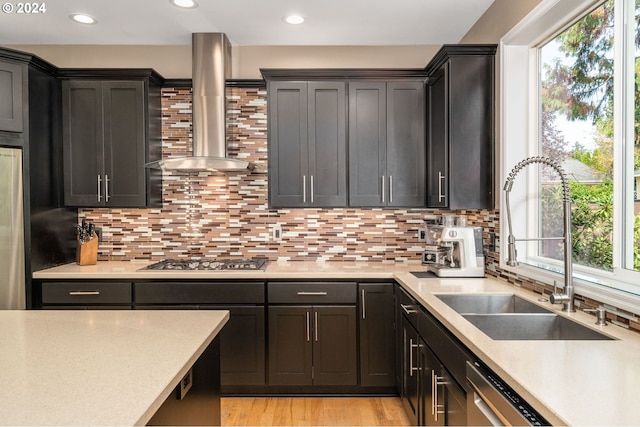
[141,258,268,271]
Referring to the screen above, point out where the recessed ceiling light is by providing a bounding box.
[284,15,304,25]
[170,0,198,8]
[70,13,97,24]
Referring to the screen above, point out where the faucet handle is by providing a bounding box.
[584,307,608,326]
[549,280,568,305]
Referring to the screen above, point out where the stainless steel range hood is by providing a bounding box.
[151,33,257,172]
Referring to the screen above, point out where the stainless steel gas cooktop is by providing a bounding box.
[141,258,268,271]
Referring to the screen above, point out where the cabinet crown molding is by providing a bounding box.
[261,68,427,81]
[57,68,165,86]
[0,47,58,77]
[425,44,497,76]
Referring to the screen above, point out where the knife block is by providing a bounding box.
[76,233,98,265]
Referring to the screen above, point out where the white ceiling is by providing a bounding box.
[0,0,495,46]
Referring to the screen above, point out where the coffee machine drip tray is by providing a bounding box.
[410,271,439,279]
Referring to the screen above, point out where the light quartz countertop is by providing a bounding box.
[34,260,640,426]
[32,259,415,280]
[0,309,229,426]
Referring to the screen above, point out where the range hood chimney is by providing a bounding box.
[153,33,257,172]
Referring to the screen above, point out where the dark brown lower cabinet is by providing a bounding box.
[418,339,466,426]
[418,338,444,426]
[397,282,470,426]
[401,315,420,425]
[359,283,396,387]
[268,305,357,386]
[133,281,266,390]
[137,304,266,389]
[206,305,265,387]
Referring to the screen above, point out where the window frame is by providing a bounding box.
[500,0,640,315]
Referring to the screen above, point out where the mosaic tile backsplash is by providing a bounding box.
[80,86,640,332]
[83,86,491,262]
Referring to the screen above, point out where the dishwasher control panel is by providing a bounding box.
[467,360,550,426]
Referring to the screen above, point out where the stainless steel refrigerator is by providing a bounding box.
[0,146,25,309]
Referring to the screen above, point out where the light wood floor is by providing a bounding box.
[221,396,412,426]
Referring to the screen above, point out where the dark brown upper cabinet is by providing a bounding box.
[267,80,347,207]
[425,45,496,210]
[263,69,427,209]
[349,80,426,207]
[60,70,162,207]
[0,59,24,133]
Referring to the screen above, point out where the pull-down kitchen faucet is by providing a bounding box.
[503,156,575,312]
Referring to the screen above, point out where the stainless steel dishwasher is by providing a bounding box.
[466,361,549,426]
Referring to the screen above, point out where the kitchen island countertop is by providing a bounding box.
[34,260,640,426]
[0,309,229,426]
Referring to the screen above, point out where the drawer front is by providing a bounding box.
[43,305,131,310]
[41,281,132,304]
[134,281,265,304]
[268,282,357,304]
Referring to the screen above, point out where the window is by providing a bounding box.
[501,0,640,312]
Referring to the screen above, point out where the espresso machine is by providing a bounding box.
[422,216,485,277]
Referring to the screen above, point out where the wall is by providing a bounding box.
[459,0,543,44]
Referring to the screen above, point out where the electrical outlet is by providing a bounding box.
[272,224,282,241]
[418,227,426,242]
[489,233,498,251]
[95,227,103,242]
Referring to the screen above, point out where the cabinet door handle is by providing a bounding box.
[69,291,100,296]
[438,172,446,202]
[97,175,102,202]
[310,175,314,204]
[306,311,310,342]
[432,370,436,416]
[409,338,414,377]
[389,175,393,204]
[314,311,319,342]
[434,373,446,421]
[302,175,307,203]
[409,338,419,376]
[381,176,385,203]
[104,174,110,203]
[361,289,366,319]
[296,291,328,296]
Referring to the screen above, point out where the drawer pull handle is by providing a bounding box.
[69,291,101,296]
[401,304,417,315]
[296,291,328,296]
